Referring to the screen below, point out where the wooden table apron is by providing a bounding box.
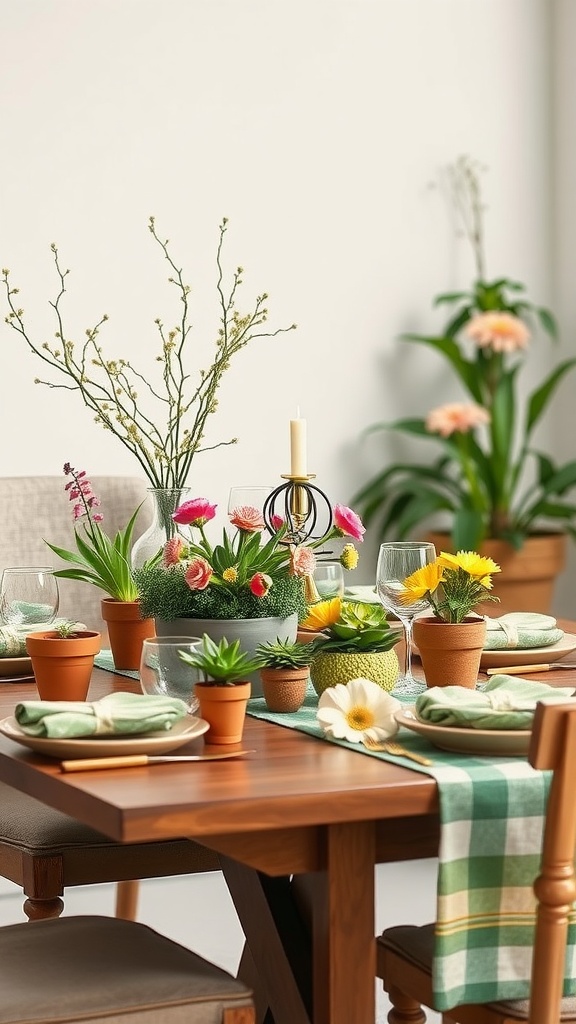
[1,618,574,1024]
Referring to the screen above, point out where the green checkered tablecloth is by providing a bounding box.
[247,687,576,1011]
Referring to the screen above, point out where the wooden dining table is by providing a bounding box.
[0,617,575,1024]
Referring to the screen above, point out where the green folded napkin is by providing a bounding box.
[343,586,380,604]
[14,692,188,739]
[414,675,576,731]
[484,612,564,650]
[0,620,86,658]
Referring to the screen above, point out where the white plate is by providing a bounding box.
[479,632,576,670]
[0,715,209,759]
[395,707,531,756]
[0,656,33,678]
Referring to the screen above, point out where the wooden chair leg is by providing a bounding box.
[387,984,427,1024]
[115,879,140,920]
[23,896,64,921]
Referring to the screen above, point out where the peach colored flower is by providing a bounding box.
[184,557,213,591]
[466,311,530,353]
[229,505,265,532]
[163,536,186,566]
[426,402,490,438]
[249,572,272,597]
[333,504,365,542]
[172,498,217,527]
[290,545,316,577]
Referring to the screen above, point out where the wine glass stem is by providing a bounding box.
[403,617,414,679]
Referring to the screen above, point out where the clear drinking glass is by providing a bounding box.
[313,562,345,600]
[376,542,436,698]
[139,636,203,714]
[0,567,59,634]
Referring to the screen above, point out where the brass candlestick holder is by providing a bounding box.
[263,474,334,547]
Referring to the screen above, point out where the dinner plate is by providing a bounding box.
[0,656,33,678]
[0,715,210,759]
[479,632,576,669]
[395,707,531,756]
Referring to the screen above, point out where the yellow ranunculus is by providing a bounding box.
[399,563,444,604]
[300,597,342,632]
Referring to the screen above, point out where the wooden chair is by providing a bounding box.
[0,914,254,1023]
[0,475,220,922]
[377,699,576,1024]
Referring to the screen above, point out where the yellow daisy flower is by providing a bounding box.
[222,566,239,583]
[399,562,444,605]
[438,550,501,580]
[300,597,342,632]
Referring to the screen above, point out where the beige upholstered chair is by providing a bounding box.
[1,915,254,1023]
[0,476,220,922]
[377,699,576,1024]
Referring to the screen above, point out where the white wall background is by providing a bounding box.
[1,0,573,614]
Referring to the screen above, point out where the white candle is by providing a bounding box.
[290,412,307,477]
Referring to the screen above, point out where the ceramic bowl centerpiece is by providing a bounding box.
[135,497,366,697]
[304,600,401,697]
[255,637,318,713]
[26,619,101,701]
[403,550,501,688]
[179,634,264,744]
[45,464,154,670]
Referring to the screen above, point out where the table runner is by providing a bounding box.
[247,688,576,1010]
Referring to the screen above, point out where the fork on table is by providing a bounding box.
[363,736,433,766]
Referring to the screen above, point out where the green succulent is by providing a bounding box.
[314,601,399,654]
[255,636,317,669]
[179,633,264,686]
[52,620,82,638]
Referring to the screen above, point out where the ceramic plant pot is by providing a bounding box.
[412,615,487,689]
[259,666,310,713]
[101,599,155,671]
[194,681,251,744]
[25,630,102,701]
[309,650,399,698]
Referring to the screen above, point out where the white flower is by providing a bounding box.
[316,677,401,744]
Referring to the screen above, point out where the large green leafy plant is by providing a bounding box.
[354,156,576,551]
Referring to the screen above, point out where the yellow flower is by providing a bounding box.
[340,543,358,570]
[222,566,239,583]
[399,563,444,605]
[438,550,501,583]
[300,597,342,632]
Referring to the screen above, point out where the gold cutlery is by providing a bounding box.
[486,664,576,676]
[362,736,432,765]
[61,750,255,772]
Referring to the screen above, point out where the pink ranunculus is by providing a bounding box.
[172,498,217,527]
[333,504,366,542]
[163,536,186,566]
[249,572,272,597]
[426,402,490,438]
[229,506,265,532]
[465,311,530,353]
[290,544,316,577]
[184,557,213,591]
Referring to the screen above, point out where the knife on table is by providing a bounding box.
[61,750,256,772]
[486,664,576,676]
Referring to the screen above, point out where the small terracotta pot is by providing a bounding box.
[412,616,487,689]
[194,681,251,744]
[260,667,309,713]
[101,599,155,670]
[25,630,101,701]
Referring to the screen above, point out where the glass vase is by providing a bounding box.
[130,488,191,569]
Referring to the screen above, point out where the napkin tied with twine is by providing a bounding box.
[415,674,576,730]
[483,612,563,650]
[14,692,188,739]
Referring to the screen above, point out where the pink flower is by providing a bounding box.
[163,536,186,566]
[290,545,316,577]
[249,572,272,597]
[173,498,217,527]
[72,503,85,520]
[466,311,530,353]
[229,506,265,532]
[271,514,284,531]
[333,504,365,542]
[184,557,213,591]
[92,513,104,523]
[426,402,490,438]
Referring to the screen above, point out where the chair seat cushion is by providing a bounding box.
[379,924,576,1020]
[1,915,252,1023]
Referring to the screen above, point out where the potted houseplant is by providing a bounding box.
[402,549,501,688]
[45,463,154,669]
[26,618,101,701]
[179,634,264,744]
[134,497,365,696]
[303,600,401,697]
[353,156,576,614]
[255,637,318,713]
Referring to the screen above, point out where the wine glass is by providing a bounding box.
[140,636,203,714]
[376,542,436,698]
[313,562,345,600]
[0,567,59,634]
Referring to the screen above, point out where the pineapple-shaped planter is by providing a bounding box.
[310,649,398,697]
[306,601,400,697]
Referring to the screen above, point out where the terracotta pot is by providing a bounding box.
[194,681,251,744]
[412,616,487,689]
[260,667,310,713]
[309,649,399,697]
[426,532,568,616]
[101,599,155,670]
[25,630,101,701]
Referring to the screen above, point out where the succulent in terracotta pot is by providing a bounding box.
[255,637,318,713]
[179,634,262,744]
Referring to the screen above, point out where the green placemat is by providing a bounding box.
[94,649,139,680]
